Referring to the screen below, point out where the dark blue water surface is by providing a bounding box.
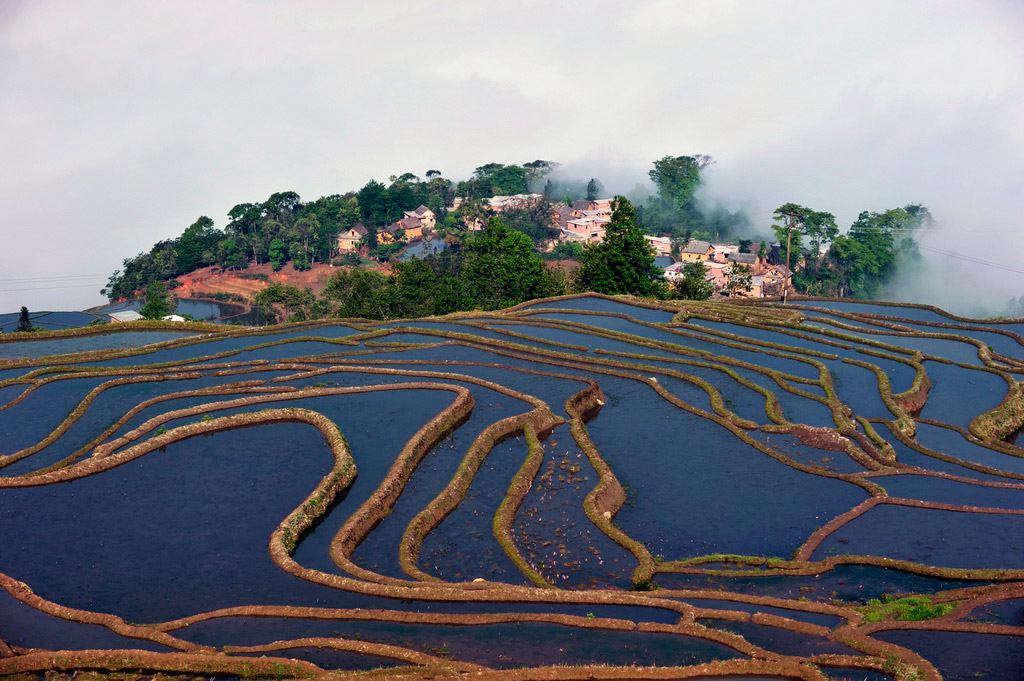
[680,598,843,627]
[518,295,675,323]
[4,297,1022,676]
[0,330,199,359]
[813,504,1024,569]
[175,616,742,668]
[0,375,110,452]
[0,423,379,621]
[875,630,1024,681]
[875,474,1024,508]
[0,589,171,651]
[701,618,855,657]
[964,597,1024,625]
[583,375,867,560]
[914,422,1024,475]
[655,564,989,601]
[68,324,359,368]
[917,362,1008,429]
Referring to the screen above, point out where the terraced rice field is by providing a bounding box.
[1,294,1022,681]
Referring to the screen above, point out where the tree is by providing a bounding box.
[293,214,320,266]
[458,163,529,198]
[672,261,714,300]
[644,155,714,235]
[323,268,395,319]
[140,281,174,319]
[771,203,836,273]
[254,283,318,323]
[358,180,395,227]
[649,155,712,204]
[175,215,220,274]
[577,197,664,297]
[461,218,547,310]
[586,178,602,201]
[268,238,287,271]
[725,263,753,297]
[16,306,32,332]
[826,206,922,298]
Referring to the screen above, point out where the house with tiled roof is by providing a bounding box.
[336,223,369,254]
[403,205,436,230]
[679,239,714,262]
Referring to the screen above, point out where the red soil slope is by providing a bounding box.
[173,262,384,302]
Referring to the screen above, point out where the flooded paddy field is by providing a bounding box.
[1,294,1022,680]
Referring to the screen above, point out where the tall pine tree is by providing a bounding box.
[578,197,664,297]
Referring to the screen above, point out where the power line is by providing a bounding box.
[0,283,106,293]
[917,245,1024,275]
[0,274,107,283]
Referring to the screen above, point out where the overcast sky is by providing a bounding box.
[1,0,1022,314]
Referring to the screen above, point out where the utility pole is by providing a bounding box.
[784,210,797,273]
[783,210,798,302]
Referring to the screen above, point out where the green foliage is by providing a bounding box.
[642,155,728,236]
[578,197,665,298]
[772,202,838,273]
[725,262,753,296]
[462,219,548,310]
[672,261,714,300]
[320,221,562,320]
[174,216,220,273]
[546,241,583,260]
[254,283,319,323]
[322,268,395,319]
[268,238,286,271]
[860,594,955,623]
[457,163,529,198]
[139,281,174,319]
[496,201,557,242]
[16,306,32,332]
[791,204,930,298]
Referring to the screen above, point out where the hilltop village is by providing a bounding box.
[336,194,792,300]
[86,157,929,325]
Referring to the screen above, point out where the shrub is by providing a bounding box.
[860,594,954,623]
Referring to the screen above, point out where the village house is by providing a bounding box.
[569,198,614,216]
[550,203,573,229]
[710,242,739,263]
[381,215,425,244]
[108,310,144,322]
[403,205,436,231]
[760,263,792,296]
[746,275,765,298]
[679,239,714,262]
[644,235,672,257]
[336,223,369,254]
[662,261,686,282]
[561,219,606,244]
[726,251,759,268]
[488,193,543,212]
[706,261,730,288]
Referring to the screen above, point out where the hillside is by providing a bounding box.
[172,261,384,302]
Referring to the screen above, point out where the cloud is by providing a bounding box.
[1,0,1021,314]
